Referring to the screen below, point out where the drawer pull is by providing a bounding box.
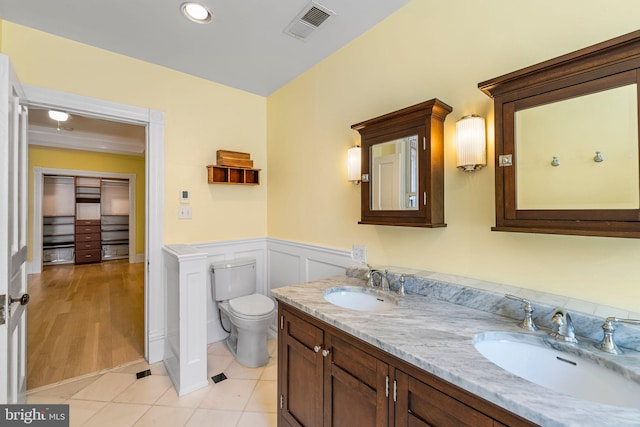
[314,345,321,353]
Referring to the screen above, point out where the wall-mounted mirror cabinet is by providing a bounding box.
[480,30,640,238]
[351,99,452,227]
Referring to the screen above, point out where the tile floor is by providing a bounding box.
[26,339,278,427]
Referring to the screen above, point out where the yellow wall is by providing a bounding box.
[4,1,640,313]
[0,21,267,249]
[28,146,146,259]
[267,0,640,313]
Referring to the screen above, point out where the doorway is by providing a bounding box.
[21,85,166,389]
[27,114,145,389]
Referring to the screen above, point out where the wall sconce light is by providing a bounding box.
[456,114,486,172]
[347,146,361,184]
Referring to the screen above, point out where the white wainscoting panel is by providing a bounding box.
[186,237,354,345]
[162,245,208,396]
[268,238,354,289]
[193,238,268,344]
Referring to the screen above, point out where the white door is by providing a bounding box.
[372,153,401,210]
[0,54,29,404]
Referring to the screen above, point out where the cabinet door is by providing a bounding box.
[325,335,389,427]
[279,309,325,427]
[395,370,493,427]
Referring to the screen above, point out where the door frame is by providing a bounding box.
[22,84,165,363]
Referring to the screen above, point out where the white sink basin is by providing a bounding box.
[473,332,640,409]
[323,286,397,312]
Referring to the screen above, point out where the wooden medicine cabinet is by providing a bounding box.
[480,30,640,238]
[351,99,452,227]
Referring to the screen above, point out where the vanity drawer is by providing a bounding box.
[330,335,379,389]
[396,370,493,427]
[75,249,102,264]
[76,225,101,234]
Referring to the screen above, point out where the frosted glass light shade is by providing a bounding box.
[456,115,486,172]
[347,146,361,183]
[48,110,69,122]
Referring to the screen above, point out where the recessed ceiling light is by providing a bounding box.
[181,2,213,24]
[48,110,69,122]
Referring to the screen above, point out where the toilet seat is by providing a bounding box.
[228,294,275,318]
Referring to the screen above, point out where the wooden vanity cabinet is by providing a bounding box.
[280,308,324,427]
[326,334,389,427]
[279,308,388,427]
[277,303,537,427]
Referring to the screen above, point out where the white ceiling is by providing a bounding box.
[0,0,410,96]
[28,108,146,155]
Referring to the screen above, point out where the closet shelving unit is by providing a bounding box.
[42,174,131,266]
[42,176,76,265]
[101,178,130,261]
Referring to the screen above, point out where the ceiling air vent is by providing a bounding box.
[285,2,335,41]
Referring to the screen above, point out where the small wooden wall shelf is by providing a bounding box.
[207,165,260,185]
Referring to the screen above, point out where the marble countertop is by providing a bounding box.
[271,275,640,427]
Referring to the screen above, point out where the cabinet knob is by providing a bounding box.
[313,345,321,353]
[322,349,331,357]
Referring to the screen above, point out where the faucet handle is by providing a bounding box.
[596,317,640,355]
[505,294,539,332]
[395,273,414,296]
[605,317,640,326]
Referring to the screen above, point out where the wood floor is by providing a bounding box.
[26,259,144,390]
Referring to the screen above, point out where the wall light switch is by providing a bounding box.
[178,206,192,219]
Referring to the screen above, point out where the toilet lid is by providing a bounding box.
[229,294,275,317]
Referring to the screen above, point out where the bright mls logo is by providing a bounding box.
[1,405,69,426]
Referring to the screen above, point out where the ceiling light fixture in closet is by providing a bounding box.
[48,110,69,122]
[48,110,74,131]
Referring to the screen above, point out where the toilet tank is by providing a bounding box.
[211,258,256,301]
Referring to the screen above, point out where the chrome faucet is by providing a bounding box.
[366,268,390,291]
[549,309,577,343]
[596,317,640,355]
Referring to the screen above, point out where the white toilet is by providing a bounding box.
[210,258,276,367]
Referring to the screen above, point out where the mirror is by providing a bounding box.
[480,30,640,237]
[515,84,639,210]
[351,99,452,227]
[370,135,419,211]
